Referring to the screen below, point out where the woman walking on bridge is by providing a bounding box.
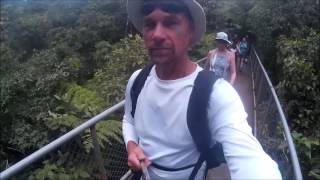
[205,32,237,85]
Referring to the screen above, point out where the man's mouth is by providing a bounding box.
[149,48,172,56]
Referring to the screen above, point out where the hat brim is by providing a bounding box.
[215,38,232,45]
[127,0,206,45]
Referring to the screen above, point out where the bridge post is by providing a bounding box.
[256,71,264,103]
[250,52,257,137]
[90,126,108,180]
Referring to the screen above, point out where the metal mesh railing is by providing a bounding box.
[250,48,302,180]
[0,101,129,180]
[21,125,128,180]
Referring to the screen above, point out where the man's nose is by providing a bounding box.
[152,24,166,43]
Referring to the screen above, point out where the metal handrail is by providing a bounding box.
[195,57,207,64]
[252,48,303,180]
[0,101,125,180]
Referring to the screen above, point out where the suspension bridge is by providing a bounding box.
[0,49,302,180]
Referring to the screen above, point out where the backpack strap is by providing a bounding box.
[187,70,217,153]
[130,63,154,118]
[130,63,154,180]
[188,143,225,180]
[187,70,226,180]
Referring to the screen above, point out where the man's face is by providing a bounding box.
[142,9,194,65]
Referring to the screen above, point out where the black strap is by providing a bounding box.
[189,143,226,180]
[205,143,226,168]
[187,71,226,180]
[187,71,217,153]
[131,171,143,180]
[188,153,206,180]
[129,64,153,180]
[131,162,196,180]
[130,63,154,118]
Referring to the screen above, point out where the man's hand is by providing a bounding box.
[127,141,151,171]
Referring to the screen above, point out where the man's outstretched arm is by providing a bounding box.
[208,79,282,179]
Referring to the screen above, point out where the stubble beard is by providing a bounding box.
[149,49,175,65]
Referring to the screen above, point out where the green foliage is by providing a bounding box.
[62,83,106,117]
[8,121,49,153]
[0,47,79,155]
[29,160,90,180]
[0,0,129,176]
[247,0,319,80]
[46,113,81,133]
[26,120,122,180]
[275,30,320,178]
[190,33,216,59]
[93,41,112,67]
[95,120,123,147]
[276,30,320,136]
[198,0,252,33]
[293,132,320,179]
[88,35,148,106]
[0,43,16,76]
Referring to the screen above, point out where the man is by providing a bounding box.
[123,0,282,179]
[237,36,249,71]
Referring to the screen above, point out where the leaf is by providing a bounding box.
[79,170,90,178]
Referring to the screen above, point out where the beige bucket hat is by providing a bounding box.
[127,0,206,45]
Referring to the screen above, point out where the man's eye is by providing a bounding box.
[144,21,156,30]
[163,19,178,27]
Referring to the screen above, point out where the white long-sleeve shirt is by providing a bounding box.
[122,65,282,179]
